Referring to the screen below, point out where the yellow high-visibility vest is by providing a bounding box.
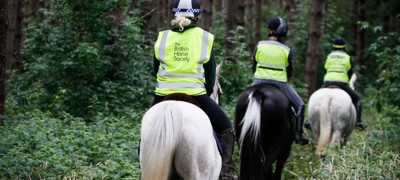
[254,40,290,82]
[323,50,351,83]
[154,27,214,96]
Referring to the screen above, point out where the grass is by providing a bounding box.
[226,102,399,179]
[0,101,398,179]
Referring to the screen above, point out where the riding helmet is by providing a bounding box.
[172,0,201,17]
[267,16,288,37]
[332,36,346,49]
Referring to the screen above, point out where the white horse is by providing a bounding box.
[140,100,221,179]
[140,63,224,179]
[307,74,357,157]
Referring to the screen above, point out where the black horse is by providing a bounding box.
[235,84,295,180]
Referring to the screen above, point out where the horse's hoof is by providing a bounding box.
[355,122,367,131]
[295,134,310,145]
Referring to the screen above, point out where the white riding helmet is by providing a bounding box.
[172,0,202,17]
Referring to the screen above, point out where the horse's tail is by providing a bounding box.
[239,90,262,149]
[140,103,182,180]
[316,98,332,157]
[238,90,264,179]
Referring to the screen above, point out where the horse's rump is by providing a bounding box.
[308,88,356,156]
[140,100,221,180]
[235,84,294,179]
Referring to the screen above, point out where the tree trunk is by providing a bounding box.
[245,0,255,53]
[254,0,262,43]
[354,0,365,76]
[280,0,296,21]
[12,0,23,73]
[166,0,174,29]
[304,0,327,97]
[224,0,237,61]
[24,0,38,20]
[236,0,244,27]
[140,0,155,41]
[157,0,164,29]
[280,0,297,41]
[201,0,213,31]
[6,0,17,77]
[128,0,138,12]
[215,0,222,12]
[0,0,8,117]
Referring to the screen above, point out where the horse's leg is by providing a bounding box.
[274,147,292,180]
[341,134,350,148]
[307,105,320,144]
[331,130,342,145]
[266,167,274,180]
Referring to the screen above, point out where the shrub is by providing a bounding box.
[13,0,153,119]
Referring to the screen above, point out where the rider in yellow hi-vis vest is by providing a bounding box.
[252,16,310,145]
[323,51,351,82]
[322,37,366,130]
[151,0,237,179]
[154,27,213,96]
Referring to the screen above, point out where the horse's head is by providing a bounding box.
[163,93,201,107]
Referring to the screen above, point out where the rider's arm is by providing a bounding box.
[348,58,354,79]
[153,54,159,77]
[287,50,294,80]
[204,49,216,96]
[252,47,257,73]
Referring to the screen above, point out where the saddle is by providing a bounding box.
[326,85,341,89]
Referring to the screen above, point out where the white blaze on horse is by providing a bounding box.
[307,74,357,157]
[139,63,224,180]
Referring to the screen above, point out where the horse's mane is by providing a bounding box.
[210,63,223,103]
[349,73,357,90]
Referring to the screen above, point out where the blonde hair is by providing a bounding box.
[170,16,192,31]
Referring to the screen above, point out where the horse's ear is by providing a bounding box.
[163,93,201,108]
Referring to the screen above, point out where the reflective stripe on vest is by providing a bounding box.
[154,27,213,95]
[323,50,351,83]
[254,40,290,82]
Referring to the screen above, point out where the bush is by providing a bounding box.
[0,109,142,179]
[13,0,153,119]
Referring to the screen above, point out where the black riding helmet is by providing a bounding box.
[332,37,346,49]
[267,16,288,37]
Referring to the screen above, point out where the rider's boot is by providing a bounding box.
[218,128,238,180]
[294,105,310,145]
[355,100,367,131]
